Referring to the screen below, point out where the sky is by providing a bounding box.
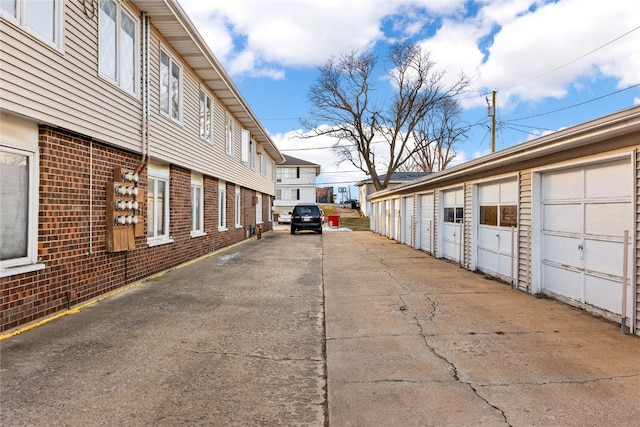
[179,0,640,200]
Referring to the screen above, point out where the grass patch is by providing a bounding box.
[338,217,370,231]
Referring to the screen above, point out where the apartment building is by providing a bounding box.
[0,0,284,332]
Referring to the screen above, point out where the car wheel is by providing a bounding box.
[317,228,322,234]
[290,227,295,235]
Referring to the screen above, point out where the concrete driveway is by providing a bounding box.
[2,230,639,426]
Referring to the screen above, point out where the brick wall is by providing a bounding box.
[0,126,272,332]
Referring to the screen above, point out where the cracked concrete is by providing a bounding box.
[323,232,640,427]
[2,230,639,426]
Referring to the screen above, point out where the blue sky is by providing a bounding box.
[179,0,640,199]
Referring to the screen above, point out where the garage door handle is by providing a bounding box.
[578,243,584,250]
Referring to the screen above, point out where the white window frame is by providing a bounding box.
[241,129,250,163]
[190,173,205,237]
[218,181,228,231]
[260,152,267,176]
[0,144,43,277]
[225,113,234,156]
[256,192,263,224]
[147,163,172,246]
[199,88,214,142]
[250,139,256,170]
[160,48,182,122]
[1,0,64,50]
[235,187,242,228]
[98,0,138,95]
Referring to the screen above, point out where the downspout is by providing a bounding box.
[89,138,93,255]
[135,12,150,175]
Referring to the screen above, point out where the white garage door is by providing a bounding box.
[440,188,464,262]
[541,158,633,316]
[476,178,518,282]
[418,193,434,253]
[402,196,414,247]
[390,199,398,240]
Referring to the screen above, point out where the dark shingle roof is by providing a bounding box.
[280,154,321,168]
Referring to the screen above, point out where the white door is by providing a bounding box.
[476,178,518,281]
[541,158,633,316]
[390,199,397,240]
[440,188,464,262]
[418,193,434,253]
[402,196,414,246]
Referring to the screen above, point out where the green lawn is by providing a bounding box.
[336,217,370,231]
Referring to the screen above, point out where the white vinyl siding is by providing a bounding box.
[99,0,137,95]
[1,0,64,49]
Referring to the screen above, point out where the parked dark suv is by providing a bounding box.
[290,204,323,234]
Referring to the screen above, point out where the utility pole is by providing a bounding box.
[490,90,496,153]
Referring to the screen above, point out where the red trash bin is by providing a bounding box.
[328,215,340,228]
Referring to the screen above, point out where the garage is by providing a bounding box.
[540,158,633,317]
[418,193,434,253]
[402,195,414,247]
[440,187,464,263]
[475,177,518,282]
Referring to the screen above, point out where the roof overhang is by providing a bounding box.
[370,105,640,200]
[129,0,285,163]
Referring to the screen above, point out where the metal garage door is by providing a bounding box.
[390,199,398,240]
[476,178,518,282]
[402,196,414,247]
[418,193,434,253]
[440,187,464,262]
[541,158,633,316]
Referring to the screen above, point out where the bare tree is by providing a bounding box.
[303,41,470,191]
[407,97,468,172]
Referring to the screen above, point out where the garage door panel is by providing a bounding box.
[478,226,499,251]
[542,169,584,201]
[543,264,582,298]
[583,238,630,278]
[584,275,623,314]
[585,203,630,237]
[478,249,497,274]
[585,159,630,199]
[478,183,499,203]
[543,234,581,267]
[544,204,582,233]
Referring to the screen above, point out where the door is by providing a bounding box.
[440,188,464,262]
[402,196,414,247]
[540,158,633,316]
[476,178,518,281]
[418,193,434,253]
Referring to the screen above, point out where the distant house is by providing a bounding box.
[356,172,430,217]
[274,154,321,216]
[316,187,335,204]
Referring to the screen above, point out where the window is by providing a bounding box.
[479,205,517,227]
[218,181,227,230]
[277,167,297,180]
[99,0,137,94]
[199,89,213,142]
[260,152,267,176]
[191,173,204,237]
[1,0,64,49]
[0,145,39,273]
[147,164,171,245]
[250,139,256,169]
[443,207,463,223]
[277,188,299,201]
[160,49,181,121]
[225,114,234,156]
[256,192,263,224]
[235,187,242,227]
[241,129,250,163]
